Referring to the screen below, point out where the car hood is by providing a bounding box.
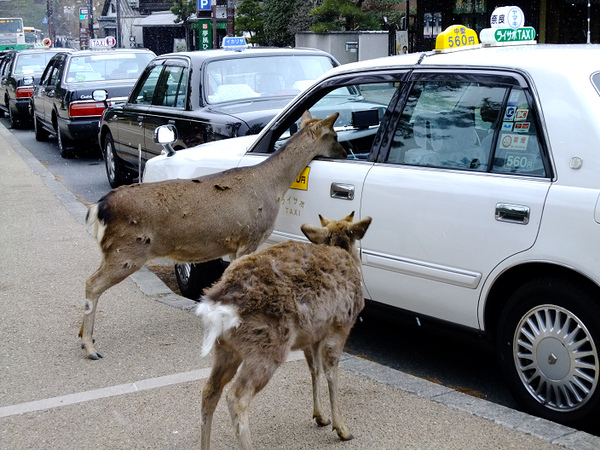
[207,97,294,134]
[143,135,259,183]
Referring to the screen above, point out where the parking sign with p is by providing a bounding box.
[198,0,210,10]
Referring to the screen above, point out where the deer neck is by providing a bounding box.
[253,137,321,195]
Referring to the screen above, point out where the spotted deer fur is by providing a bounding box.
[196,212,372,450]
[81,112,345,359]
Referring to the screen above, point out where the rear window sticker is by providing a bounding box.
[513,122,530,133]
[503,106,516,121]
[502,122,514,131]
[515,108,529,120]
[501,133,529,151]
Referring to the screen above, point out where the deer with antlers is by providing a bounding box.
[197,212,372,449]
[82,112,345,359]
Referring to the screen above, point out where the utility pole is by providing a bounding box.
[47,0,55,44]
[226,0,234,36]
[88,0,94,39]
[211,0,217,49]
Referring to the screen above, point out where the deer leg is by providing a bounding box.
[304,343,330,427]
[226,357,280,450]
[80,255,142,359]
[322,333,353,441]
[201,343,242,450]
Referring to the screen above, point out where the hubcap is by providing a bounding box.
[105,141,116,180]
[176,263,191,285]
[513,305,599,412]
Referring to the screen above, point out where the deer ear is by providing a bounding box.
[349,216,372,240]
[318,214,331,226]
[300,111,314,129]
[301,223,329,245]
[343,211,355,223]
[321,112,340,130]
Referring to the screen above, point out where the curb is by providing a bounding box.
[5,122,600,450]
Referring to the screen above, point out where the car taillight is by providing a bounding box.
[69,101,106,118]
[16,86,34,99]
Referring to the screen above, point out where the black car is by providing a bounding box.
[98,47,338,187]
[0,48,69,128]
[31,48,155,157]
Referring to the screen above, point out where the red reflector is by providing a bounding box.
[69,102,106,118]
[16,86,34,98]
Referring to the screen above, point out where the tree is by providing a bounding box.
[310,0,380,32]
[171,0,197,50]
[235,0,266,46]
[262,0,298,47]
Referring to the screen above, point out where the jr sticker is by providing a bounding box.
[501,134,529,151]
[290,166,310,190]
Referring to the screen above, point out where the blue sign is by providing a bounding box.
[222,36,247,49]
[198,0,211,11]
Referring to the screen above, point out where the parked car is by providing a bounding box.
[144,42,600,428]
[0,48,70,128]
[97,47,338,188]
[30,48,155,157]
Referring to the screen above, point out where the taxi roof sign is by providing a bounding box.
[435,25,480,52]
[480,6,536,46]
[222,36,247,50]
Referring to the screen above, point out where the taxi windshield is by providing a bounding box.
[65,53,154,83]
[15,52,57,75]
[205,55,334,104]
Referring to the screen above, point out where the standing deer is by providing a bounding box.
[82,112,345,359]
[197,212,372,450]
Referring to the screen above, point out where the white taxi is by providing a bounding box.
[144,37,600,427]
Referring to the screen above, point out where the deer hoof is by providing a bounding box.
[314,415,331,427]
[87,351,103,360]
[334,427,354,441]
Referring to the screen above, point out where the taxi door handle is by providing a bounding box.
[330,183,355,200]
[495,203,530,225]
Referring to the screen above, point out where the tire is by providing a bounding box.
[103,132,133,188]
[57,127,74,158]
[175,259,227,300]
[497,278,600,427]
[8,105,20,129]
[34,114,49,141]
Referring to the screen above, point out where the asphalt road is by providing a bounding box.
[6,117,598,437]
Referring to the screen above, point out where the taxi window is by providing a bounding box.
[131,65,164,105]
[388,80,546,177]
[272,81,399,159]
[491,87,546,176]
[158,64,188,108]
[591,72,600,96]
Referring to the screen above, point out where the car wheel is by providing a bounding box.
[497,277,600,427]
[57,128,74,158]
[8,106,20,129]
[34,115,49,141]
[175,260,227,300]
[103,132,133,188]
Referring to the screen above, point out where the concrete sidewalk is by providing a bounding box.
[1,123,599,449]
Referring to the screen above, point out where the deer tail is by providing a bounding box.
[85,203,106,243]
[195,299,241,357]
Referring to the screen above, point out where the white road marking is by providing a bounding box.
[0,351,304,418]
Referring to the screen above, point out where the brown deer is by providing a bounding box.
[82,112,345,359]
[196,212,372,450]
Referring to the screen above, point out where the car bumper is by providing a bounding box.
[57,116,101,142]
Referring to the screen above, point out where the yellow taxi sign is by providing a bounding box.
[435,25,480,52]
[290,166,310,190]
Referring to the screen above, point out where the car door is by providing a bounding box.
[359,71,552,330]
[33,57,59,124]
[142,59,191,162]
[237,74,405,247]
[115,62,163,166]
